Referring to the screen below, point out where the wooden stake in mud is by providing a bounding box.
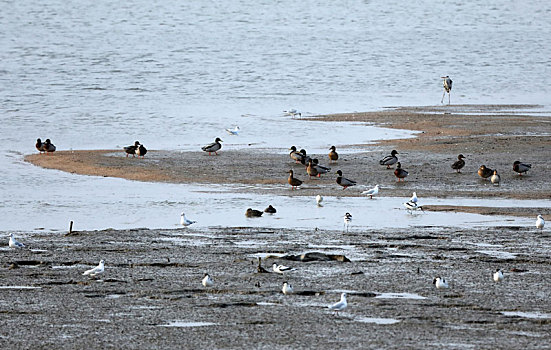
[69,221,73,234]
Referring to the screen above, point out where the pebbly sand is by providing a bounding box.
[3,105,550,349]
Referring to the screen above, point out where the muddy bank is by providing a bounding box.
[1,225,550,349]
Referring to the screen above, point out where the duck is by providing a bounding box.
[312,159,331,177]
[433,277,449,289]
[282,281,294,295]
[202,273,214,287]
[343,212,352,232]
[490,170,500,185]
[299,149,311,166]
[43,139,56,154]
[136,144,147,158]
[180,212,196,226]
[493,269,504,283]
[35,138,45,154]
[451,154,466,173]
[289,146,304,163]
[288,170,303,190]
[336,170,357,189]
[306,159,319,178]
[225,126,240,135]
[316,195,323,206]
[513,161,531,176]
[272,263,292,274]
[536,215,545,230]
[478,165,493,179]
[362,185,379,199]
[328,293,347,314]
[8,233,25,248]
[202,137,223,155]
[246,208,263,217]
[264,205,277,214]
[83,260,105,277]
[394,162,408,181]
[124,141,140,157]
[328,145,339,163]
[379,150,398,169]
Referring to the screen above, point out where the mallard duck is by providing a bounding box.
[136,144,147,158]
[328,293,347,314]
[493,269,504,283]
[43,139,56,154]
[329,145,339,163]
[35,138,45,154]
[433,277,449,289]
[451,154,466,173]
[246,208,263,217]
[394,162,408,181]
[299,149,311,166]
[312,158,331,176]
[264,205,277,214]
[336,170,357,189]
[288,170,303,190]
[478,165,493,179]
[490,170,500,185]
[282,281,294,295]
[289,146,304,163]
[441,76,453,105]
[124,141,140,157]
[513,161,531,176]
[202,137,222,155]
[202,273,214,287]
[379,150,398,169]
[306,159,319,178]
[362,185,379,199]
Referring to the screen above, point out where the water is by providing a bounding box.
[1,1,550,232]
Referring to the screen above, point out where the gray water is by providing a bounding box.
[1,0,550,232]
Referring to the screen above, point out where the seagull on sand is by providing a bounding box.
[328,293,347,314]
[225,126,240,135]
[272,263,293,274]
[282,282,294,295]
[433,277,449,289]
[536,215,545,230]
[180,212,197,226]
[83,260,105,277]
[362,185,379,199]
[8,233,25,248]
[493,269,504,283]
[202,273,214,287]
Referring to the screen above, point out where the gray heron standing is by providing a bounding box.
[441,76,452,105]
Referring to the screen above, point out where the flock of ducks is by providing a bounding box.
[123,141,147,158]
[35,138,56,154]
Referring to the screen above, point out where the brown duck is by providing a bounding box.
[394,162,408,181]
[288,170,303,190]
[329,146,339,163]
[478,165,493,179]
[245,208,263,217]
[264,205,277,214]
[451,154,466,173]
[306,159,319,178]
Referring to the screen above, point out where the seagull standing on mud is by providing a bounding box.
[202,273,214,287]
[493,269,504,283]
[180,212,197,226]
[536,215,545,230]
[328,293,347,315]
[433,277,449,289]
[8,233,25,248]
[83,260,105,277]
[362,185,379,199]
[282,281,294,295]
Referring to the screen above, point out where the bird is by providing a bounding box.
[180,212,196,226]
[344,213,352,232]
[264,205,277,214]
[336,170,357,189]
[288,170,303,190]
[35,138,45,154]
[490,170,501,185]
[202,137,223,155]
[225,126,240,135]
[394,162,408,181]
[83,260,105,277]
[409,192,418,204]
[328,293,347,314]
[478,165,493,179]
[202,273,214,287]
[282,281,294,295]
[246,208,263,217]
[136,144,147,158]
[272,263,292,274]
[404,201,423,211]
[284,109,301,118]
[289,146,304,163]
[298,149,311,166]
[433,277,449,289]
[328,146,339,163]
[362,185,379,199]
[451,154,466,173]
[8,233,25,248]
[43,139,56,154]
[441,76,453,105]
[513,161,531,176]
[379,150,399,169]
[312,159,331,177]
[124,141,140,157]
[316,195,323,207]
[493,269,504,283]
[306,159,319,179]
[536,215,545,230]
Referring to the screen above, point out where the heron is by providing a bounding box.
[441,76,453,105]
